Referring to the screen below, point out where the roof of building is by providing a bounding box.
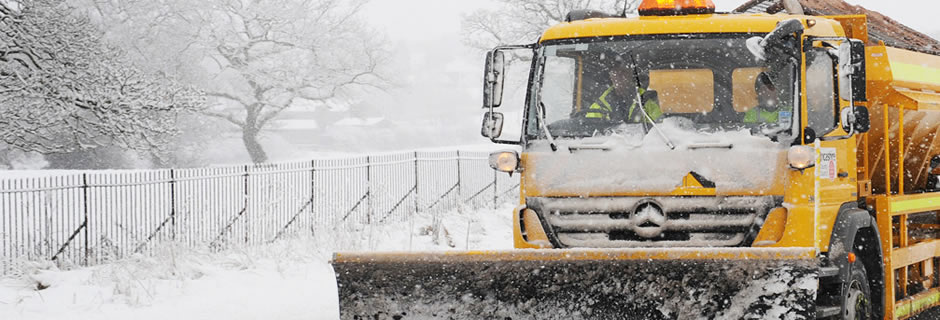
[734,0,940,55]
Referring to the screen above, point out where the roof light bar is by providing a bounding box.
[638,0,716,16]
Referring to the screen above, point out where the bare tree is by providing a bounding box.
[0,0,202,161]
[83,0,389,163]
[462,0,640,50]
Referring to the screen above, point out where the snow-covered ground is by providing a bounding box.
[0,205,515,320]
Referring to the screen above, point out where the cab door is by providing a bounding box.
[802,42,860,250]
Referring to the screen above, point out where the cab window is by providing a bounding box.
[806,49,837,136]
[732,67,767,112]
[648,69,714,114]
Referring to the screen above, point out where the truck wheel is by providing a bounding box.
[843,259,873,320]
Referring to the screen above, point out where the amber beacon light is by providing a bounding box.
[637,0,716,16]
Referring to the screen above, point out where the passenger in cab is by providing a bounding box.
[743,72,789,124]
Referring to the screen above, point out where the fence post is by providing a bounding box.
[456,151,462,211]
[414,152,419,213]
[310,160,316,235]
[410,152,419,250]
[82,173,90,266]
[169,169,176,242]
[493,167,498,209]
[243,165,249,244]
[366,156,372,225]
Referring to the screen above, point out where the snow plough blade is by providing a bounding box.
[332,248,819,320]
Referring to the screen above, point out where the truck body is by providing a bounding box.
[332,1,940,319]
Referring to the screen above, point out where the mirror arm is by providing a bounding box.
[489,137,523,145]
[491,43,538,64]
[490,136,523,145]
[821,75,856,142]
[747,19,804,62]
[494,43,537,51]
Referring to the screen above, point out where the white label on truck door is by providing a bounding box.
[818,148,838,180]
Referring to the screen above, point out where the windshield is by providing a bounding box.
[528,36,797,140]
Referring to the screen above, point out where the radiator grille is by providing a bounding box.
[528,196,779,248]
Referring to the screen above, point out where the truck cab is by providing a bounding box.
[483,6,867,253]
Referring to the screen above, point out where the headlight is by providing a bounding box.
[788,145,815,170]
[489,151,519,173]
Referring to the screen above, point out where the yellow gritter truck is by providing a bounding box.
[332,0,940,319]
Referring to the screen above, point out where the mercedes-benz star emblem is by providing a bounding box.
[632,202,666,238]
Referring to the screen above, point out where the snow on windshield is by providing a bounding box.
[527,118,788,195]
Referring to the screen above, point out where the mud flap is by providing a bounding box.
[332,248,819,320]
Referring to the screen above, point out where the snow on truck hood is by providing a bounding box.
[525,120,788,196]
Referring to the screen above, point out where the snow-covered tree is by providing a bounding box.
[462,0,639,50]
[83,0,389,163]
[0,0,202,163]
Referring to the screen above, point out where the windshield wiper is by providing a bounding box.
[537,102,560,151]
[688,142,733,150]
[627,54,676,150]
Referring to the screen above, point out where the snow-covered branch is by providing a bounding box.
[78,0,388,163]
[0,0,204,158]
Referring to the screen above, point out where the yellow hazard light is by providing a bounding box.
[638,0,716,16]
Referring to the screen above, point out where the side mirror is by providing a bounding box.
[853,106,870,133]
[850,39,867,102]
[839,106,870,135]
[481,112,505,139]
[483,50,506,109]
[837,39,867,103]
[746,19,805,61]
[838,42,853,102]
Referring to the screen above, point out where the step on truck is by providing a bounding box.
[332,0,940,318]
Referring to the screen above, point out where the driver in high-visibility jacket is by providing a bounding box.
[585,62,662,123]
[743,72,789,123]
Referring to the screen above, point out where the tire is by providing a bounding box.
[843,258,873,320]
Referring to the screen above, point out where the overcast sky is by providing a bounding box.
[363,0,494,42]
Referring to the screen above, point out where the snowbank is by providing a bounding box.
[0,205,514,320]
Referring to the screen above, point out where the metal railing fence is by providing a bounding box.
[0,150,520,274]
